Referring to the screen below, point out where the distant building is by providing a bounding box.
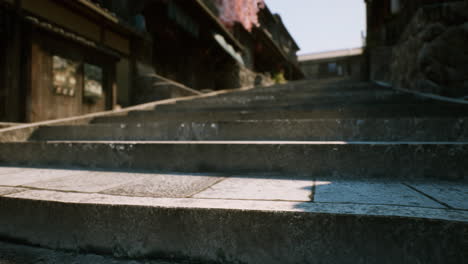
[299,48,365,81]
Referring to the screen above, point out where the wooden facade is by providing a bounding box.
[1,0,302,122]
[0,0,138,122]
[253,6,303,80]
[98,0,302,92]
[27,25,118,122]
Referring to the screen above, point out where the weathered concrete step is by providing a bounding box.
[244,80,379,93]
[200,84,390,99]
[0,187,466,264]
[92,103,468,124]
[0,240,182,264]
[169,92,407,107]
[155,93,415,111]
[0,141,466,179]
[30,118,468,141]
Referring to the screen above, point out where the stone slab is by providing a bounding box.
[30,118,468,142]
[24,171,150,193]
[0,166,26,175]
[313,180,445,208]
[0,168,85,186]
[4,189,468,222]
[93,102,468,124]
[1,190,467,264]
[0,186,25,196]
[407,182,468,210]
[194,176,313,201]
[0,241,181,264]
[0,141,467,180]
[101,173,225,198]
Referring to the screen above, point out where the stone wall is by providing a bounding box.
[390,1,468,97]
[369,46,393,82]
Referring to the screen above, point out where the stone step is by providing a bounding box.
[0,169,466,264]
[92,103,468,124]
[0,141,466,179]
[172,93,412,108]
[243,80,379,93]
[0,241,182,264]
[192,85,390,101]
[30,118,468,141]
[154,93,415,111]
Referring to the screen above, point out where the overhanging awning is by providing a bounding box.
[213,33,244,66]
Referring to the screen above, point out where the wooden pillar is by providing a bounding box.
[5,0,26,122]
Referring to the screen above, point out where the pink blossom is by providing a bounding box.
[214,0,265,31]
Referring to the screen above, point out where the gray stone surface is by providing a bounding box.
[0,187,25,196]
[0,168,85,186]
[0,167,26,176]
[93,101,468,124]
[154,94,412,112]
[30,117,468,142]
[408,182,468,210]
[102,173,225,198]
[0,241,181,264]
[313,180,445,208]
[194,176,313,201]
[0,141,467,180]
[24,171,150,193]
[0,190,467,264]
[5,189,468,221]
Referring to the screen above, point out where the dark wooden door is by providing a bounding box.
[0,6,7,120]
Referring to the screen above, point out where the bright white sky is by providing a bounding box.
[264,0,367,55]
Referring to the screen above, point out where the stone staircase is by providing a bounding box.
[0,79,467,263]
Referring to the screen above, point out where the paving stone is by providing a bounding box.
[4,189,468,222]
[101,173,225,198]
[24,171,150,193]
[0,187,25,196]
[194,176,313,201]
[0,166,26,176]
[0,241,182,264]
[0,168,86,186]
[313,180,445,208]
[407,182,468,210]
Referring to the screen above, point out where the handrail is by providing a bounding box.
[374,81,468,105]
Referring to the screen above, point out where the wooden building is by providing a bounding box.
[0,0,142,122]
[252,5,303,81]
[1,0,303,122]
[98,0,302,97]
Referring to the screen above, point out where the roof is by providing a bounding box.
[259,5,300,51]
[194,0,245,52]
[298,47,363,62]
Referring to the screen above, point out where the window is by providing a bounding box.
[84,63,103,102]
[391,0,400,14]
[328,62,337,73]
[52,56,104,103]
[52,55,78,97]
